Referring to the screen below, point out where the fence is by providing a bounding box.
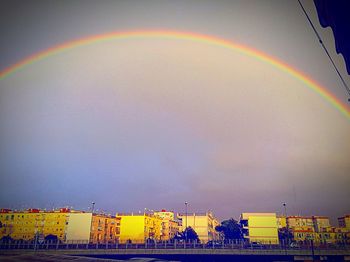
[0,239,349,251]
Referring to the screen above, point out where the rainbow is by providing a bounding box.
[1,30,349,120]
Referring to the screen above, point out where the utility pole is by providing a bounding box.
[283,202,289,246]
[185,202,188,243]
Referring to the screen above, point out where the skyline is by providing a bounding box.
[0,0,349,222]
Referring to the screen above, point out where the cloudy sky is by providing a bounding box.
[0,0,349,221]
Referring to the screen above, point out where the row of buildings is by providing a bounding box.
[240,213,350,245]
[0,208,349,245]
[0,208,220,244]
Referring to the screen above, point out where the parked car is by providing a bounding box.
[206,240,223,248]
[290,242,300,248]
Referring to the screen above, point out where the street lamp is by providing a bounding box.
[185,202,188,242]
[283,203,287,217]
[92,202,95,214]
[283,202,289,245]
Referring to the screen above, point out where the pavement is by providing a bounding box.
[0,253,121,261]
[0,253,179,262]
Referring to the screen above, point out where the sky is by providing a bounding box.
[0,0,349,222]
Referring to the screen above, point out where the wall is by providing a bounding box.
[65,213,92,243]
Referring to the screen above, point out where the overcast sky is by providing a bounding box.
[0,0,349,222]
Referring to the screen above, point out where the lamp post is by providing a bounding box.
[90,202,96,244]
[92,202,95,214]
[283,202,289,246]
[185,202,188,243]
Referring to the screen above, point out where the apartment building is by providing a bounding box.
[239,213,279,244]
[0,208,69,242]
[278,215,347,244]
[177,211,220,243]
[154,210,180,241]
[0,208,120,243]
[116,213,162,244]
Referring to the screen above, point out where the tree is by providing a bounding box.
[215,218,243,240]
[278,227,293,244]
[0,235,13,243]
[45,234,59,242]
[172,227,199,242]
[184,227,199,241]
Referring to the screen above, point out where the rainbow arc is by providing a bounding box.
[0,30,349,120]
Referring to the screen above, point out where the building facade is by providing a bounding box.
[338,215,350,244]
[276,215,287,229]
[240,213,279,244]
[116,213,162,244]
[0,208,120,244]
[0,208,70,242]
[90,214,120,244]
[177,211,220,243]
[338,215,350,229]
[279,215,348,245]
[66,212,120,244]
[154,210,180,241]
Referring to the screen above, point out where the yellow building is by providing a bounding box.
[312,216,331,232]
[338,214,350,244]
[177,211,220,243]
[287,216,314,229]
[0,208,70,242]
[316,226,348,244]
[338,215,350,229]
[240,213,279,244]
[42,209,70,241]
[116,213,162,244]
[291,226,315,242]
[276,216,287,229]
[286,215,348,245]
[154,210,179,241]
[286,216,315,243]
[0,208,120,244]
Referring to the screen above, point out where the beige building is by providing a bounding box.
[287,216,314,229]
[177,211,220,243]
[240,213,279,244]
[65,213,92,243]
[287,216,330,232]
[66,212,120,244]
[283,215,347,244]
[90,214,121,244]
[154,210,179,241]
[313,216,331,232]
